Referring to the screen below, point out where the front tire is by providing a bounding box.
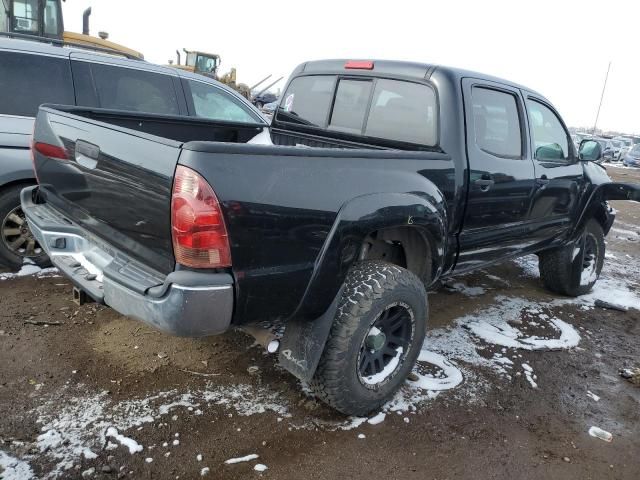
[311,261,427,416]
[0,185,50,269]
[539,219,605,297]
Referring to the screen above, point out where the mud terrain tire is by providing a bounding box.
[311,261,427,416]
[539,219,605,297]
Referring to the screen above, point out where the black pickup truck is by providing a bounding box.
[22,59,640,415]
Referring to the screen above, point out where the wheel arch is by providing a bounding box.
[294,190,447,321]
[574,182,640,237]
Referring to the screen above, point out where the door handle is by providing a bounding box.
[474,176,495,191]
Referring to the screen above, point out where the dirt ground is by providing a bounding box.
[1,166,639,480]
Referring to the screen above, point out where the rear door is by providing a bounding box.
[457,78,537,269]
[523,94,584,244]
[33,107,182,274]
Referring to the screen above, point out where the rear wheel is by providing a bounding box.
[0,185,49,269]
[539,219,605,297]
[311,261,427,416]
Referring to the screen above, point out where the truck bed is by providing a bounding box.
[29,105,461,326]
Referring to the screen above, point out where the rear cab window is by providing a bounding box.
[0,51,74,117]
[276,74,437,148]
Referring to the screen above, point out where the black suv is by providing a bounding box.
[0,37,267,269]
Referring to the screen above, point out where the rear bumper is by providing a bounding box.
[20,186,234,337]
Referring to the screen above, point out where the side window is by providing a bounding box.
[0,51,74,117]
[185,80,258,123]
[471,87,522,158]
[526,100,570,161]
[89,63,180,115]
[364,79,437,146]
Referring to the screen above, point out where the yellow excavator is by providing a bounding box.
[1,0,144,59]
[171,49,252,98]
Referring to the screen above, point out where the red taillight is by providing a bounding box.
[33,141,68,160]
[171,166,231,269]
[345,60,374,70]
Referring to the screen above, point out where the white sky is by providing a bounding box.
[62,0,639,134]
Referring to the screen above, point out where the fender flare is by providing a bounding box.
[573,182,640,238]
[278,189,447,381]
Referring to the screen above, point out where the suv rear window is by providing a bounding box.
[0,51,74,117]
[277,75,437,146]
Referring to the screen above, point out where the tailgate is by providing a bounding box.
[33,106,181,274]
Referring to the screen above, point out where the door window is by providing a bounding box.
[0,51,74,117]
[471,87,522,158]
[186,79,258,123]
[89,64,180,115]
[526,100,570,161]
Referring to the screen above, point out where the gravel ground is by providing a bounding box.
[1,166,639,480]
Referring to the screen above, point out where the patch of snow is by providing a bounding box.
[367,412,386,425]
[411,351,464,391]
[522,364,538,388]
[105,427,143,454]
[0,264,58,280]
[30,382,289,476]
[513,255,539,277]
[201,467,210,476]
[357,433,366,439]
[465,299,580,351]
[254,464,268,472]
[197,454,203,462]
[0,450,35,480]
[224,453,259,464]
[586,391,600,402]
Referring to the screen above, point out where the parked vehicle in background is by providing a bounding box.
[614,137,634,159]
[252,91,278,109]
[623,144,640,167]
[0,37,267,269]
[260,100,279,115]
[23,59,640,415]
[608,139,625,161]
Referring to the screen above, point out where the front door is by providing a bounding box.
[524,94,585,245]
[457,78,537,270]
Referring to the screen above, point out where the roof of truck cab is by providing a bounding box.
[294,59,545,98]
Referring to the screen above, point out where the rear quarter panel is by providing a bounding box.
[178,144,456,324]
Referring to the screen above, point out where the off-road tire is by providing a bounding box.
[0,184,50,269]
[539,219,605,297]
[311,261,427,416]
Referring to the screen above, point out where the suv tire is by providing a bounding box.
[539,219,605,297]
[311,261,427,416]
[0,185,50,269]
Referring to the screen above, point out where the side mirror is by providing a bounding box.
[579,140,602,161]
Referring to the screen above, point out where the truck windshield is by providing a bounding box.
[277,75,438,146]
